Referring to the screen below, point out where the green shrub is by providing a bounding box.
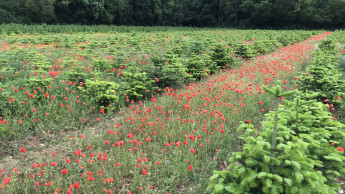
[184,53,215,80]
[25,76,54,95]
[210,44,234,70]
[79,79,119,111]
[92,57,113,71]
[318,38,338,55]
[254,40,282,54]
[233,43,257,59]
[299,48,345,105]
[150,54,192,88]
[63,69,88,84]
[281,93,345,187]
[120,66,155,102]
[208,81,345,194]
[189,41,207,55]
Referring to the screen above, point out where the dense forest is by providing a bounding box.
[0,0,345,28]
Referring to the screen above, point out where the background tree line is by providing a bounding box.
[0,0,344,28]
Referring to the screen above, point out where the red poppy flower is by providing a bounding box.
[74,181,80,189]
[62,168,68,174]
[3,177,10,185]
[188,165,193,170]
[21,147,26,153]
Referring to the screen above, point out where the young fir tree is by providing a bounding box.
[275,92,345,188]
[318,38,338,56]
[150,53,193,88]
[120,65,155,102]
[207,81,345,194]
[210,44,233,70]
[79,79,119,111]
[299,39,345,105]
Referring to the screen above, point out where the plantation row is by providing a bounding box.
[0,30,334,193]
[0,29,318,139]
[209,31,345,193]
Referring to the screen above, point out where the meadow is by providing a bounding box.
[0,26,344,193]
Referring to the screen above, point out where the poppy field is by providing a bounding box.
[0,27,344,193]
[0,28,316,139]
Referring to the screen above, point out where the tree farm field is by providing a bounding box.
[0,27,344,193]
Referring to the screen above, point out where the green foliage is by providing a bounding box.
[254,40,282,54]
[208,82,345,194]
[338,55,345,72]
[188,41,207,55]
[299,39,345,105]
[92,57,113,71]
[150,54,192,88]
[79,79,119,111]
[275,94,345,186]
[63,70,88,84]
[25,76,54,92]
[1,0,345,28]
[234,43,257,59]
[24,52,51,71]
[0,89,34,138]
[210,44,234,70]
[318,38,338,55]
[184,53,215,81]
[0,0,27,24]
[262,80,296,98]
[0,90,18,118]
[120,66,155,102]
[24,0,57,24]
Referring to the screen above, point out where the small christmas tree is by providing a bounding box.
[208,81,345,194]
